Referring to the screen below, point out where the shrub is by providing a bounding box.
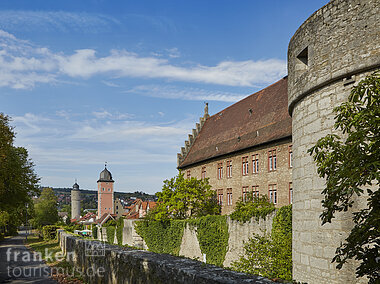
[232,205,292,281]
[42,225,58,241]
[230,195,275,222]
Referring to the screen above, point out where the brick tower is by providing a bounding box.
[97,165,114,219]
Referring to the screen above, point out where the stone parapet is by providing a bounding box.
[58,231,274,284]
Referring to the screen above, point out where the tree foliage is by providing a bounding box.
[33,187,59,227]
[308,72,380,282]
[0,113,40,234]
[230,194,275,222]
[146,172,220,220]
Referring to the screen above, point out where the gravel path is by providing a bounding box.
[0,230,57,283]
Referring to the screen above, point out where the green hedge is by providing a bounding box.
[135,220,185,255]
[42,225,57,241]
[106,226,116,244]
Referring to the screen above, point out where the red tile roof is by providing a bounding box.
[178,77,291,168]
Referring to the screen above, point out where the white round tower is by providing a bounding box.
[71,182,81,220]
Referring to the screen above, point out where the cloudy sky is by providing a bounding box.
[1,0,328,194]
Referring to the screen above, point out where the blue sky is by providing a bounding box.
[0,0,328,194]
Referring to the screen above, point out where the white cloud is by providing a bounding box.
[128,85,247,102]
[0,29,286,89]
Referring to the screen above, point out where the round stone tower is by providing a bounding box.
[288,0,379,283]
[71,182,81,221]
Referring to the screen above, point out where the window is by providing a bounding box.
[289,145,293,168]
[227,188,232,205]
[269,184,277,204]
[268,149,277,171]
[242,186,249,202]
[252,185,259,200]
[252,154,259,173]
[226,160,232,178]
[108,188,110,191]
[102,188,105,191]
[218,189,223,205]
[289,182,293,204]
[186,170,191,179]
[217,162,223,180]
[201,166,206,179]
[242,156,249,176]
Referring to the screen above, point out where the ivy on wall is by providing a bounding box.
[188,215,229,266]
[231,205,292,281]
[116,218,124,245]
[135,215,229,266]
[106,226,116,245]
[135,220,185,255]
[92,225,98,240]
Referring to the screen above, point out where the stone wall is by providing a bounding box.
[103,214,275,268]
[288,0,380,283]
[58,231,274,284]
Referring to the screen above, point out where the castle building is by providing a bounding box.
[177,77,292,214]
[288,0,379,282]
[71,182,81,221]
[97,165,114,219]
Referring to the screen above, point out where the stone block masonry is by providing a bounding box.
[288,0,380,283]
[58,231,274,284]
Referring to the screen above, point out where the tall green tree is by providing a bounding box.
[309,72,379,282]
[0,113,40,234]
[147,172,220,220]
[33,187,59,227]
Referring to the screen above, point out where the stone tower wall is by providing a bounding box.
[71,189,81,220]
[288,0,380,283]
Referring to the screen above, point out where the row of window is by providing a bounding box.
[217,182,293,206]
[186,146,292,180]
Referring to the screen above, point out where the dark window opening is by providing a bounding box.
[297,47,308,66]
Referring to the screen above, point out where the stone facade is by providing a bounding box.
[182,139,292,215]
[288,0,380,283]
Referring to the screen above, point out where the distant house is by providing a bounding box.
[123,199,157,219]
[58,212,68,223]
[76,212,97,230]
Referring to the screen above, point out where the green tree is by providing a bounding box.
[0,113,40,234]
[33,187,59,227]
[308,72,380,282]
[147,172,220,220]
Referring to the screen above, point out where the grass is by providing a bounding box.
[26,233,85,283]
